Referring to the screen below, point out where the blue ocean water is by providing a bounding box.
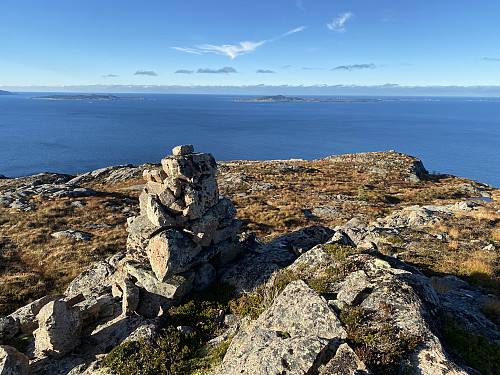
[0,93,499,187]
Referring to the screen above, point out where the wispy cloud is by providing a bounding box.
[194,41,266,59]
[175,69,194,74]
[256,69,275,73]
[134,70,157,76]
[197,67,237,74]
[172,26,306,59]
[327,12,353,32]
[281,65,293,69]
[479,57,500,62]
[332,63,376,71]
[102,74,117,78]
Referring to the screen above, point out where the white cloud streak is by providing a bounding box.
[327,12,353,32]
[172,27,306,59]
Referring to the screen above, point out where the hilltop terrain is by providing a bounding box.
[0,90,15,95]
[0,149,498,375]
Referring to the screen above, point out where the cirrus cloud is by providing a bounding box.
[172,26,306,59]
[175,69,194,74]
[327,12,353,32]
[256,69,275,73]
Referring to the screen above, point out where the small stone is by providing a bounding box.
[176,326,194,335]
[172,144,194,156]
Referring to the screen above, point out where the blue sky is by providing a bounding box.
[1,0,500,94]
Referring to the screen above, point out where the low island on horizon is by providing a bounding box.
[238,94,435,103]
[28,94,146,101]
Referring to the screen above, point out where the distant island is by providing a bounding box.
[0,89,15,95]
[28,94,145,101]
[238,95,433,103]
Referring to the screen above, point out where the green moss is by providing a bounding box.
[442,315,500,375]
[103,282,237,375]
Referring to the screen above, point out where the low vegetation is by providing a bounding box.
[103,282,235,375]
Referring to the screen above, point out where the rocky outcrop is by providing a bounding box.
[217,280,347,375]
[1,148,498,375]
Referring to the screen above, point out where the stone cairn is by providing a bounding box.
[124,144,242,315]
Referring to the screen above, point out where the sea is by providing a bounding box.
[0,93,499,187]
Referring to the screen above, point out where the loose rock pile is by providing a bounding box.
[127,144,242,288]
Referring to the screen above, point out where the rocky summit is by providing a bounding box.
[0,146,499,375]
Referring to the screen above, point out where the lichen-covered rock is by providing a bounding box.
[217,281,346,375]
[258,280,346,339]
[34,300,83,358]
[147,229,202,281]
[65,261,115,298]
[142,168,167,183]
[216,325,332,375]
[126,215,160,253]
[0,345,29,375]
[146,194,182,227]
[50,230,92,241]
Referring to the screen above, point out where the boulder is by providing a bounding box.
[0,345,29,375]
[217,281,346,375]
[34,300,83,358]
[123,262,194,300]
[182,176,219,219]
[146,194,182,227]
[65,261,115,298]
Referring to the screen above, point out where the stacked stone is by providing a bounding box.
[127,145,241,284]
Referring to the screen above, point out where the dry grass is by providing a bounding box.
[1,154,498,314]
[0,192,138,315]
